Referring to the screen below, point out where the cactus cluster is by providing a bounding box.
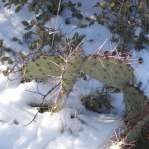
[23,51,147,114]
[22,50,149,145]
[23,51,134,95]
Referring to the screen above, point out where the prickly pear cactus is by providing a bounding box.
[123,86,148,116]
[83,55,133,89]
[23,56,64,80]
[23,52,133,93]
[22,51,149,147]
[61,51,85,94]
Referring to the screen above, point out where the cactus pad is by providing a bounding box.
[24,56,64,80]
[61,51,85,94]
[123,86,147,116]
[124,114,149,144]
[83,55,133,89]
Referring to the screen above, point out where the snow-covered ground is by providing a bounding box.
[0,1,149,149]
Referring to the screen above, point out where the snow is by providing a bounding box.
[0,0,148,149]
[0,4,34,53]
[0,75,123,148]
[47,15,116,54]
[0,108,120,149]
[134,27,142,37]
[131,49,149,100]
[61,0,104,24]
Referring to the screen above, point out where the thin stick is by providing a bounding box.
[24,82,61,126]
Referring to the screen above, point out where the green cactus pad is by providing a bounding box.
[124,114,149,143]
[62,51,85,94]
[123,86,147,116]
[83,55,133,89]
[24,56,64,80]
